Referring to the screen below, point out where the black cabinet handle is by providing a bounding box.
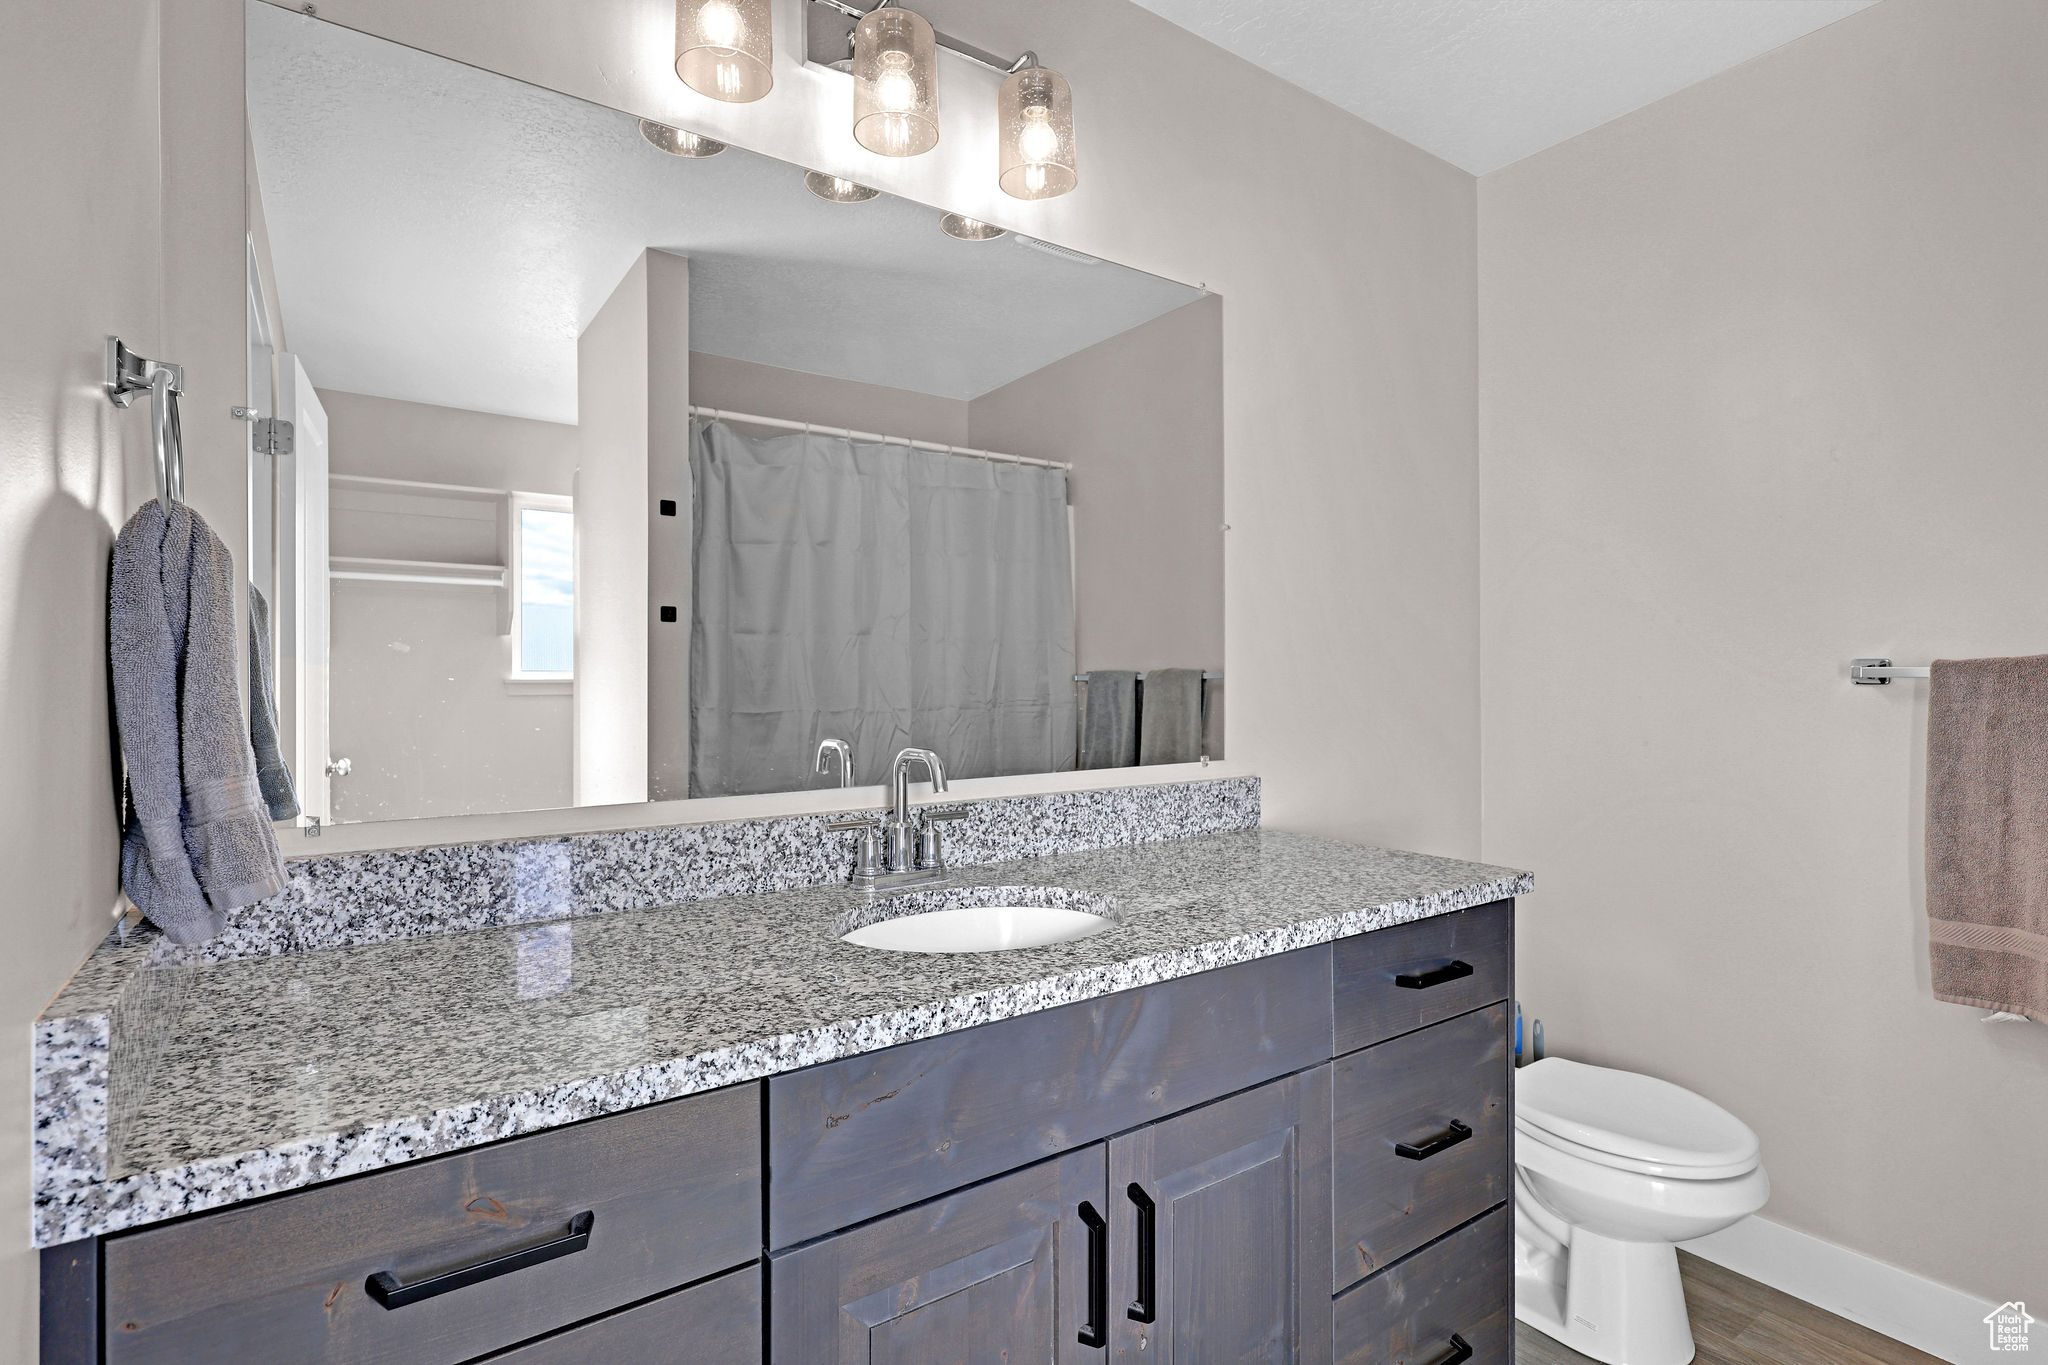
[1078,1201,1108,1348]
[1395,1119,1473,1161]
[365,1210,595,1309]
[1395,960,1474,990]
[1426,1333,1474,1365]
[1126,1183,1157,1324]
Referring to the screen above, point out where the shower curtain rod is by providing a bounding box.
[689,405,1072,471]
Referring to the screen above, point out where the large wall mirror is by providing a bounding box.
[243,2,1224,831]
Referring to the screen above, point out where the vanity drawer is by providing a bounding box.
[103,1083,760,1365]
[767,946,1332,1247]
[1334,1206,1512,1365]
[1333,901,1511,1056]
[490,1264,760,1363]
[1332,1003,1509,1291]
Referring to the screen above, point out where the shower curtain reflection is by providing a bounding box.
[688,420,1076,797]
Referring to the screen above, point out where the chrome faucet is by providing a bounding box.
[886,747,946,870]
[827,746,970,894]
[815,737,852,788]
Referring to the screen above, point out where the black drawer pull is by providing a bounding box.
[365,1210,595,1309]
[1078,1200,1108,1348]
[1395,960,1474,990]
[1126,1183,1157,1324]
[1427,1333,1474,1365]
[1395,1120,1473,1161]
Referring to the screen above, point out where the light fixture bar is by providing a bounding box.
[807,0,1034,76]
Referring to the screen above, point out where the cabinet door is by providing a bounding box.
[771,1145,1108,1364]
[1108,1067,1332,1363]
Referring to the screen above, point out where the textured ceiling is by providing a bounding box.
[247,4,1199,423]
[1125,0,1879,175]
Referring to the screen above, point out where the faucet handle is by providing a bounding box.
[915,806,973,871]
[825,814,882,831]
[827,814,884,880]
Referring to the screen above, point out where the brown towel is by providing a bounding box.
[1926,654,2048,1022]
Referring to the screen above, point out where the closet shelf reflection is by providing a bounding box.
[330,556,506,588]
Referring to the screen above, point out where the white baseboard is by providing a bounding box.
[1681,1215,2008,1363]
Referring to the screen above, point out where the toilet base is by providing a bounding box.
[1515,1211,1697,1365]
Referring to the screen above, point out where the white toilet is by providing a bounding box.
[1514,1057,1769,1365]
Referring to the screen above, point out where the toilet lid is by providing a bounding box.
[1517,1057,1759,1172]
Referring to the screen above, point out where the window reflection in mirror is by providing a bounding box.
[515,502,575,679]
[244,0,1223,831]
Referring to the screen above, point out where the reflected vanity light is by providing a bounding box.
[638,119,726,157]
[940,213,1005,241]
[998,60,1076,200]
[852,2,939,157]
[675,0,774,103]
[805,170,880,202]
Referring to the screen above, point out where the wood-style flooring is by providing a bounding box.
[1514,1250,1945,1365]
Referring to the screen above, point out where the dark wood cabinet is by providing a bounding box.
[1108,1067,1333,1363]
[1333,901,1512,1056]
[489,1265,762,1364]
[1332,1002,1511,1291]
[99,1084,760,1365]
[1333,1207,1512,1365]
[768,947,1331,1249]
[768,1145,1108,1364]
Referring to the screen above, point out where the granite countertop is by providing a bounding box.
[35,828,1530,1245]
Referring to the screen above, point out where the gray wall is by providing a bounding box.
[970,295,1223,676]
[320,388,579,821]
[691,351,971,447]
[319,387,577,494]
[1479,0,2048,1302]
[0,3,163,1357]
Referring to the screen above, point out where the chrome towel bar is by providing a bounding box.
[105,336,187,513]
[1850,658,1932,685]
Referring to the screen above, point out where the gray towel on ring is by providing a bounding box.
[247,583,300,821]
[1078,670,1138,769]
[1138,668,1204,765]
[111,502,287,944]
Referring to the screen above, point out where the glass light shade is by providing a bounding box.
[940,213,1005,241]
[675,0,773,103]
[998,65,1076,200]
[852,6,939,157]
[639,119,726,157]
[805,170,879,203]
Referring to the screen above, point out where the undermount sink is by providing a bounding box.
[840,886,1115,954]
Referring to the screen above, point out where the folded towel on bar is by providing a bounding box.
[111,502,287,945]
[1138,668,1205,765]
[1078,670,1138,769]
[1926,654,2048,1024]
[247,583,300,822]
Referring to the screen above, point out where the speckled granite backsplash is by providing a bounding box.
[154,775,1260,966]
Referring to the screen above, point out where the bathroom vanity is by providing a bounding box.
[36,808,1527,1365]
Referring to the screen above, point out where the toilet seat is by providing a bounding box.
[1518,1057,1759,1176]
[1516,1117,1759,1180]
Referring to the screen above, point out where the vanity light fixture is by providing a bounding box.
[675,0,774,103]
[852,2,939,156]
[805,170,880,203]
[638,119,726,157]
[998,59,1076,200]
[940,213,1005,241]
